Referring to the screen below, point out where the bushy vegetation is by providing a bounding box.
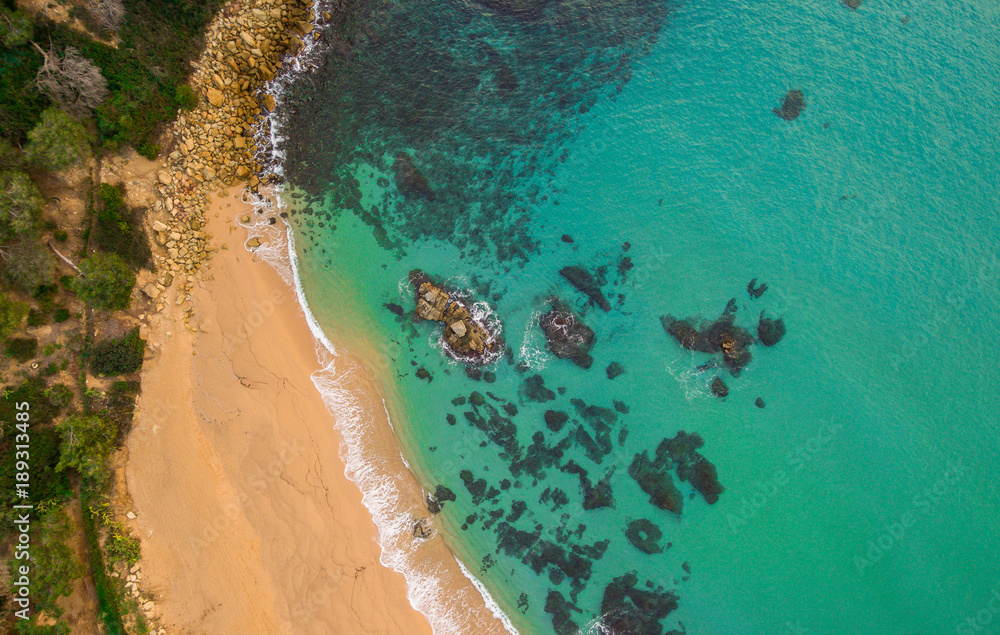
[0,291,28,338]
[92,183,152,269]
[0,171,44,241]
[10,502,84,619]
[4,336,37,361]
[72,252,135,310]
[56,413,117,483]
[90,327,144,376]
[2,240,56,294]
[24,108,92,172]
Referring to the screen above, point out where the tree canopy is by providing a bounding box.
[0,170,43,241]
[72,252,135,310]
[24,108,91,172]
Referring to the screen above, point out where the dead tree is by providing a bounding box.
[88,0,125,32]
[31,43,109,116]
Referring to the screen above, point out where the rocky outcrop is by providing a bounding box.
[393,153,435,201]
[747,277,768,298]
[758,311,786,346]
[657,431,724,505]
[600,573,679,635]
[410,269,499,360]
[628,451,683,515]
[773,89,805,120]
[661,298,755,376]
[710,375,729,398]
[539,298,595,368]
[559,265,611,311]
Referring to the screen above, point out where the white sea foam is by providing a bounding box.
[236,4,517,631]
[518,307,550,370]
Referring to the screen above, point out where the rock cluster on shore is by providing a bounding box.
[145,0,316,326]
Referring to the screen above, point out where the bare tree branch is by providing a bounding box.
[32,43,109,116]
[88,0,125,32]
[48,240,82,275]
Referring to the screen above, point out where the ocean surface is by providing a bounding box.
[262,0,1000,632]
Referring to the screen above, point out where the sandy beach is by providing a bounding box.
[123,187,507,634]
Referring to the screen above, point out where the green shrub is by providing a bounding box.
[0,138,21,170]
[0,292,28,339]
[90,326,144,375]
[53,307,70,322]
[137,142,160,159]
[24,108,92,172]
[0,7,33,47]
[72,252,135,310]
[33,283,59,312]
[92,183,152,269]
[0,170,44,241]
[56,414,117,482]
[13,502,84,619]
[0,38,47,145]
[2,240,56,294]
[174,83,197,110]
[4,336,37,361]
[43,383,74,409]
[54,228,69,241]
[27,308,47,326]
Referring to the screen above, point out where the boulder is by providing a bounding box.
[773,89,805,121]
[758,312,786,346]
[710,376,728,398]
[624,519,664,554]
[539,299,595,368]
[206,88,225,107]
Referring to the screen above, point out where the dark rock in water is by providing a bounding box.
[385,302,405,316]
[426,495,442,514]
[660,315,714,353]
[843,0,861,8]
[755,397,766,409]
[451,396,467,406]
[662,299,755,375]
[629,451,683,515]
[393,153,435,200]
[773,89,806,121]
[606,361,625,380]
[561,234,574,243]
[446,414,457,425]
[710,376,729,398]
[416,367,432,382]
[600,573,679,635]
[476,0,553,19]
[521,374,556,402]
[545,591,582,635]
[657,431,724,504]
[747,278,768,298]
[507,500,528,522]
[460,470,501,505]
[483,371,496,383]
[540,298,595,368]
[560,265,611,311]
[613,400,629,414]
[625,519,664,554]
[465,367,482,381]
[545,409,569,432]
[470,391,486,406]
[562,460,614,510]
[618,256,633,276]
[757,312,786,346]
[435,485,457,502]
[503,403,518,416]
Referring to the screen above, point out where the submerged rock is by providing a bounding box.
[757,312,786,346]
[606,361,625,379]
[545,591,582,635]
[773,89,806,121]
[393,152,435,200]
[747,278,768,298]
[476,0,553,19]
[544,409,570,432]
[843,0,862,9]
[600,573,679,635]
[625,519,664,554]
[539,298,595,368]
[628,452,683,515]
[410,269,500,361]
[710,376,729,398]
[657,431,724,504]
[521,374,556,402]
[560,265,611,311]
[755,397,766,409]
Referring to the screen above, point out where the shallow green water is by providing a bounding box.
[273,0,1000,632]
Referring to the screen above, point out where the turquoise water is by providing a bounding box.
[273,0,1000,632]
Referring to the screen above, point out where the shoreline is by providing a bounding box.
[126,186,509,633]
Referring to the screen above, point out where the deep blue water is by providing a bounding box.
[274,0,1000,632]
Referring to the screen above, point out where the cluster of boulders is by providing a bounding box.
[539,297,595,369]
[146,0,317,324]
[109,560,165,634]
[409,270,501,360]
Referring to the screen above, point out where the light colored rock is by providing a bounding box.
[450,321,467,337]
[207,88,225,107]
[246,237,261,248]
[262,94,276,111]
[157,171,172,185]
[142,284,161,300]
[240,31,256,47]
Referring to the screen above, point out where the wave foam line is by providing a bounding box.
[235,203,515,633]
